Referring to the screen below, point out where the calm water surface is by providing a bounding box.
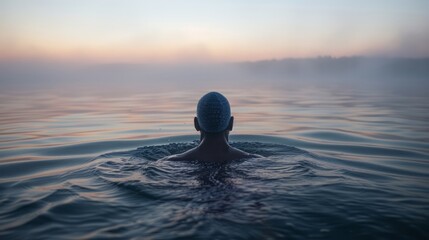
[0,87,428,239]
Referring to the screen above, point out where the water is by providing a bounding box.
[0,87,429,239]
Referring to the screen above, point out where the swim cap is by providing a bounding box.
[197,92,231,133]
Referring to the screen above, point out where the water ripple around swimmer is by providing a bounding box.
[1,140,428,239]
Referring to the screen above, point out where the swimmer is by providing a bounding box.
[165,92,261,162]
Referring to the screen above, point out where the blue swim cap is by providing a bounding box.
[197,92,231,133]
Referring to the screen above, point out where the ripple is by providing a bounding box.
[1,139,429,239]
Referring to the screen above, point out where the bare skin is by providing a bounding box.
[164,117,261,162]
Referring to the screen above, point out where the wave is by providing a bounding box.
[1,137,428,239]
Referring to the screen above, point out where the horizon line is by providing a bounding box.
[1,55,428,65]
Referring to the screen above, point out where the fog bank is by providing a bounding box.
[1,57,428,95]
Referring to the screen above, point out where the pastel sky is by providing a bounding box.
[1,0,428,62]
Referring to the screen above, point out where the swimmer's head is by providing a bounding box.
[195,92,233,134]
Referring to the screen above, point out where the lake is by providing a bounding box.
[0,84,428,239]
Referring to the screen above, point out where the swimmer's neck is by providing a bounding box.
[198,134,230,152]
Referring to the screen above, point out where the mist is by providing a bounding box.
[1,57,428,95]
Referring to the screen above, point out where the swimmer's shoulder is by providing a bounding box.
[162,148,198,161]
[229,147,263,159]
[162,146,262,161]
[248,153,264,158]
[163,154,190,161]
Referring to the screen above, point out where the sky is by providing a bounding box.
[0,0,428,63]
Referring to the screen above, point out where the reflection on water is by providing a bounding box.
[1,86,428,183]
[0,86,429,239]
[1,141,428,239]
[1,87,428,160]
